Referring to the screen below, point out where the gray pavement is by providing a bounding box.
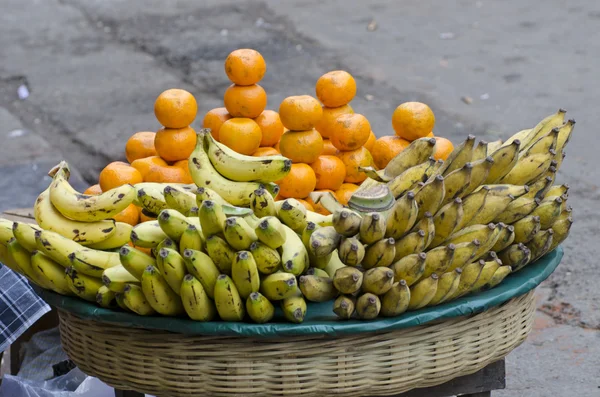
[0,1,598,395]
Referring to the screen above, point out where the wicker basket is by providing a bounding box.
[58,290,535,397]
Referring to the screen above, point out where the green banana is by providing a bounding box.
[260,272,298,300]
[205,235,235,274]
[386,157,438,198]
[332,208,362,237]
[362,237,396,269]
[485,140,520,183]
[250,241,281,275]
[394,229,427,261]
[359,212,387,245]
[152,237,178,259]
[119,245,155,280]
[338,236,365,267]
[102,264,139,293]
[384,137,437,179]
[422,244,455,279]
[333,295,356,319]
[447,240,480,271]
[390,252,427,286]
[455,186,490,230]
[195,186,228,207]
[179,224,204,255]
[491,224,515,252]
[448,260,485,300]
[380,280,411,317]
[355,293,381,320]
[246,292,275,324]
[531,197,562,229]
[324,250,346,278]
[494,196,540,224]
[199,200,227,237]
[123,284,156,315]
[498,151,554,185]
[306,267,330,278]
[182,249,219,299]
[223,217,257,250]
[281,295,307,323]
[157,248,186,294]
[548,216,573,252]
[333,266,363,294]
[413,175,445,221]
[6,239,46,287]
[427,268,461,306]
[481,265,512,290]
[250,188,277,218]
[131,221,168,248]
[431,198,464,248]
[463,156,494,196]
[96,285,117,308]
[231,251,260,299]
[30,251,72,295]
[438,134,476,175]
[277,199,308,233]
[465,193,515,227]
[65,267,103,302]
[86,222,132,250]
[301,222,331,269]
[280,225,309,276]
[442,162,472,205]
[498,243,531,271]
[256,216,287,249]
[526,229,554,262]
[470,259,502,292]
[309,226,341,258]
[385,191,419,239]
[157,209,191,241]
[513,215,541,244]
[163,185,197,215]
[361,267,395,295]
[298,275,338,302]
[408,274,438,310]
[214,274,245,321]
[12,222,40,252]
[136,187,168,216]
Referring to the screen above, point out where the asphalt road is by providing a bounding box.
[0,1,598,395]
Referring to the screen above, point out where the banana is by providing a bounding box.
[549,216,573,252]
[250,241,281,275]
[223,217,257,251]
[555,119,575,154]
[481,265,512,290]
[413,175,445,221]
[250,188,277,218]
[471,223,503,261]
[543,184,569,201]
[48,162,135,221]
[156,248,186,294]
[102,264,139,293]
[333,295,356,319]
[513,215,541,244]
[427,268,462,306]
[153,237,178,259]
[163,185,197,215]
[359,166,387,182]
[30,251,71,295]
[65,267,104,302]
[523,127,558,157]
[309,191,344,214]
[362,267,395,295]
[465,193,515,227]
[195,186,229,207]
[212,274,244,321]
[407,274,438,310]
[394,229,427,261]
[280,225,309,275]
[231,251,260,299]
[411,211,435,248]
[189,130,279,206]
[299,275,338,302]
[520,109,566,151]
[526,229,554,262]
[431,198,464,248]
[118,245,155,279]
[306,267,330,278]
[245,292,274,324]
[383,137,437,179]
[309,225,341,258]
[156,209,190,241]
[96,285,116,308]
[524,172,554,200]
[385,191,419,239]
[281,295,307,323]
[495,196,540,224]
[484,140,521,183]
[359,212,386,245]
[182,249,219,299]
[324,250,346,278]
[390,252,427,286]
[362,237,396,269]
[136,187,168,216]
[86,222,132,250]
[34,188,116,245]
[260,272,298,300]
[498,151,554,185]
[306,210,334,227]
[472,140,488,162]
[491,224,515,252]
[131,221,168,248]
[256,216,287,249]
[141,265,184,316]
[12,222,40,252]
[204,235,235,274]
[531,197,562,229]
[277,199,308,232]
[69,247,121,278]
[487,140,505,156]
[438,134,476,176]
[332,208,362,237]
[470,259,502,292]
[122,284,156,315]
[355,293,381,320]
[498,243,531,272]
[199,200,226,237]
[448,260,485,300]
[333,266,363,294]
[447,240,480,271]
[442,163,472,205]
[456,186,490,230]
[7,239,47,287]
[422,244,455,279]
[179,224,203,255]
[338,236,366,267]
[114,292,129,311]
[179,275,216,321]
[301,222,331,269]
[387,157,438,198]
[481,184,529,198]
[445,223,496,247]
[380,280,411,317]
[463,156,494,196]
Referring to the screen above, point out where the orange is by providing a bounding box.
[99,162,143,192]
[315,71,357,107]
[224,49,266,86]
[154,89,198,129]
[113,204,140,226]
[392,102,436,141]
[223,84,267,118]
[364,131,377,152]
[273,140,281,152]
[334,183,359,206]
[131,156,169,180]
[253,147,280,157]
[173,159,194,183]
[314,104,353,138]
[370,136,411,169]
[84,184,102,195]
[277,163,317,199]
[311,155,346,191]
[139,209,157,223]
[133,244,153,256]
[433,137,454,161]
[154,126,197,162]
[203,107,231,141]
[279,129,323,164]
[145,163,193,184]
[336,147,374,183]
[296,199,314,212]
[219,118,262,155]
[330,113,371,151]
[278,95,323,131]
[305,190,333,215]
[426,131,435,138]
[321,139,338,156]
[125,132,157,163]
[254,110,284,147]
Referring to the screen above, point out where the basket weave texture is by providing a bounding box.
[58,290,535,397]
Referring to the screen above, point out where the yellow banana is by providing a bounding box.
[495,196,540,224]
[549,216,573,252]
[223,217,257,251]
[470,259,502,292]
[447,240,480,271]
[456,186,490,230]
[491,224,515,252]
[465,193,515,227]
[307,267,330,277]
[422,244,455,279]
[246,292,275,324]
[102,264,139,293]
[179,224,204,255]
[386,157,438,198]
[472,140,488,162]
[359,212,386,245]
[280,224,309,275]
[355,293,381,320]
[498,243,531,271]
[333,295,356,319]
[523,127,558,158]
[384,137,437,179]
[141,265,184,316]
[531,197,562,229]
[198,200,226,237]
[519,109,566,151]
[442,162,472,204]
[7,239,48,287]
[482,184,530,198]
[485,140,521,183]
[481,265,512,290]
[157,248,186,294]
[362,237,396,269]
[163,185,197,215]
[123,284,156,315]
[12,222,40,252]
[118,245,155,279]
[182,249,219,299]
[231,251,260,299]
[306,210,333,227]
[472,224,503,260]
[323,250,346,278]
[361,267,395,295]
[513,215,541,243]
[411,211,435,248]
[463,156,494,196]
[438,134,476,176]
[448,260,485,300]
[526,229,554,262]
[309,225,341,258]
[180,274,216,321]
[385,191,419,239]
[380,280,411,317]
[277,199,308,233]
[333,266,363,295]
[86,222,132,250]
[260,272,298,300]
[428,268,461,306]
[250,187,277,218]
[498,151,554,185]
[214,274,245,321]
[69,247,121,278]
[65,267,104,302]
[136,186,168,216]
[431,198,464,248]
[298,275,338,302]
[332,208,362,237]
[250,241,281,274]
[157,209,191,241]
[394,229,427,261]
[131,221,168,248]
[96,285,116,308]
[205,235,235,274]
[281,295,307,323]
[256,216,287,249]
[30,251,72,295]
[413,175,445,220]
[408,274,438,310]
[445,223,496,247]
[390,252,427,286]
[338,236,365,267]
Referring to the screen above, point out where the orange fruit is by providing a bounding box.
[277,163,317,199]
[173,159,193,182]
[254,110,284,147]
[133,244,153,256]
[336,147,374,183]
[125,132,157,163]
[223,84,267,118]
[84,184,102,195]
[278,95,323,131]
[154,89,198,129]
[426,131,435,138]
[279,129,323,164]
[139,209,157,223]
[321,139,338,156]
[145,164,193,184]
[364,131,377,152]
[296,199,314,212]
[99,162,143,192]
[314,104,354,138]
[311,155,346,191]
[113,204,140,226]
[433,137,454,161]
[330,113,371,151]
[253,147,280,157]
[392,102,436,141]
[273,140,281,152]
[334,183,359,206]
[131,156,169,180]
[315,71,357,107]
[203,107,232,141]
[224,49,266,86]
[219,118,262,155]
[154,126,197,162]
[305,190,333,215]
[370,136,411,169]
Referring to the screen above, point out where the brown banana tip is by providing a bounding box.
[350,243,359,252]
[340,300,349,309]
[372,213,380,221]
[123,284,132,293]
[555,196,563,203]
[399,279,407,286]
[567,216,573,223]
[488,252,497,258]
[467,134,476,140]
[217,274,228,280]
[428,138,436,145]
[435,175,444,182]
[533,216,540,222]
[284,261,293,270]
[473,239,481,246]
[187,224,197,231]
[387,238,395,245]
[249,241,259,250]
[547,229,554,235]
[159,211,170,220]
[259,220,269,230]
[431,273,439,280]
[485,156,494,163]
[249,292,260,300]
[549,148,557,155]
[558,108,567,113]
[311,240,321,248]
[479,259,486,265]
[424,211,433,218]
[204,200,214,208]
[281,201,293,210]
[418,252,427,260]
[417,230,426,237]
[339,211,349,219]
[225,217,236,226]
[164,186,173,193]
[447,243,456,251]
[508,194,515,200]
[513,139,521,145]
[479,140,488,145]
[145,265,154,272]
[454,197,463,204]
[406,192,415,200]
[498,222,507,228]
[159,248,169,258]
[367,296,377,304]
[254,188,266,196]
[183,249,193,258]
[299,276,307,283]
[67,252,76,260]
[184,274,194,282]
[238,251,249,260]
[487,223,496,230]
[551,127,560,133]
[507,225,515,232]
[495,258,503,265]
[482,185,491,191]
[455,268,463,274]
[285,278,296,286]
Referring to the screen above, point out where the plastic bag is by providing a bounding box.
[0,368,113,397]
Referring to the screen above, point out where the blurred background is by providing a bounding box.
[0,0,598,395]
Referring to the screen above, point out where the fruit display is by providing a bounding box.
[0,48,574,326]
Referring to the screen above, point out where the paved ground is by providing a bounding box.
[0,0,598,395]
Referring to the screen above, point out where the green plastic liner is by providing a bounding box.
[37,246,563,337]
